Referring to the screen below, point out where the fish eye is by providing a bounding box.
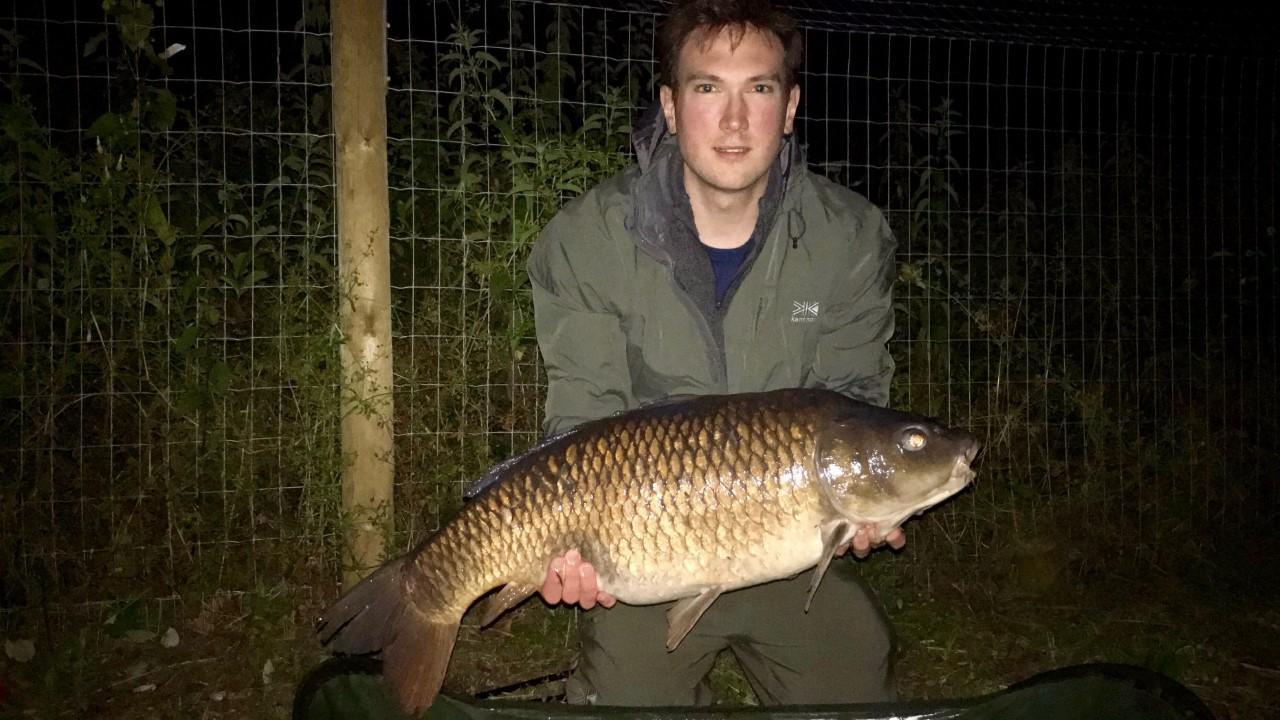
[900,428,928,452]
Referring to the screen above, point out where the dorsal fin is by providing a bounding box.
[463,395,707,499]
[464,427,574,499]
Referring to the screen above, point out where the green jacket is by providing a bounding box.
[528,105,897,436]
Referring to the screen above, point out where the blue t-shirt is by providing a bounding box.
[703,237,756,306]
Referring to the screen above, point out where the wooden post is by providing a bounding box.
[332,0,394,588]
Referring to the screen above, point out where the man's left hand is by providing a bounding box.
[843,526,906,558]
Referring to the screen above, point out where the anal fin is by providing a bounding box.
[806,520,853,612]
[479,583,538,627]
[665,586,723,651]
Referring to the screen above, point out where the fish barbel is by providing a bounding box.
[317,388,980,712]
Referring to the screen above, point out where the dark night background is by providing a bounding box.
[2,1,1278,717]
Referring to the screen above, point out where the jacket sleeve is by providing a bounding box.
[809,203,897,407]
[527,207,635,437]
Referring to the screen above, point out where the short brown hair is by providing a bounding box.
[656,0,804,89]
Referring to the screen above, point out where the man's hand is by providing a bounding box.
[540,548,617,610]
[842,526,907,558]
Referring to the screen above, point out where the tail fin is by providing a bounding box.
[316,556,461,715]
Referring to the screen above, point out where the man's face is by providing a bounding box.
[660,25,800,201]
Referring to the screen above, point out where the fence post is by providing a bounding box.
[331,0,394,588]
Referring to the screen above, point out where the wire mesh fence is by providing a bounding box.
[2,0,342,610]
[2,0,1277,619]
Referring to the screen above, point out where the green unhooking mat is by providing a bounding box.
[292,656,1215,720]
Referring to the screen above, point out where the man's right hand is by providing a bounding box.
[540,548,617,610]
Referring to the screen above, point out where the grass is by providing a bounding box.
[882,559,1280,718]
[4,545,1276,720]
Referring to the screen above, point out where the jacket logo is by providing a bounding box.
[791,301,820,323]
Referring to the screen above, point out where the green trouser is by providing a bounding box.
[565,561,896,706]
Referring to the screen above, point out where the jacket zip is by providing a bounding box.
[657,232,728,391]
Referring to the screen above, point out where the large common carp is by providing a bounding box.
[317,388,981,713]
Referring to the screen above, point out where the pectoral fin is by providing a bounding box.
[479,583,538,627]
[665,587,724,651]
[806,520,853,612]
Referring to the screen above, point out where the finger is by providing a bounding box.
[598,592,617,608]
[541,557,564,604]
[562,550,582,604]
[852,528,872,558]
[579,562,598,610]
[886,528,906,550]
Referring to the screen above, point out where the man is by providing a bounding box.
[526,0,903,706]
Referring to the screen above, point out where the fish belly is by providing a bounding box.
[598,519,828,605]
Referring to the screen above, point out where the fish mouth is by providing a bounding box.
[858,454,977,535]
[898,449,979,519]
[964,439,981,465]
[916,456,975,512]
[947,438,983,491]
[953,441,980,487]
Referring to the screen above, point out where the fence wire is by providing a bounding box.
[2,0,1276,614]
[2,0,340,610]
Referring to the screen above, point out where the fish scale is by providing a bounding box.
[317,388,980,714]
